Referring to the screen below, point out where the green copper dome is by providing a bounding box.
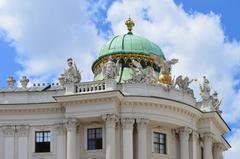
[92,18,166,82]
[98,33,165,59]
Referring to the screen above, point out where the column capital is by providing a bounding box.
[192,130,199,140]
[2,125,15,136]
[202,132,214,142]
[177,127,192,138]
[136,118,149,129]
[55,123,66,135]
[213,142,225,151]
[102,114,119,128]
[213,142,225,159]
[15,125,30,137]
[64,118,78,131]
[121,117,135,129]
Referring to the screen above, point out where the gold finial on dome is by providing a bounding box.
[125,17,135,33]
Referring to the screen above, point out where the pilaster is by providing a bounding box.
[16,125,30,159]
[2,125,15,159]
[136,118,149,159]
[55,124,67,159]
[202,132,214,159]
[102,114,119,159]
[177,127,192,159]
[191,130,199,159]
[213,143,225,159]
[121,118,135,159]
[65,118,78,159]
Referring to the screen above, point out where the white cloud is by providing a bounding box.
[224,128,240,159]
[0,0,105,82]
[0,0,239,124]
[107,0,240,124]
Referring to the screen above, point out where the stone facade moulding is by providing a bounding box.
[102,113,119,128]
[1,125,30,137]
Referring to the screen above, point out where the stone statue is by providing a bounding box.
[125,60,158,84]
[61,58,81,84]
[102,56,120,80]
[175,75,196,95]
[211,91,222,112]
[6,76,16,89]
[20,76,29,89]
[200,76,211,100]
[150,54,178,75]
[144,66,158,84]
[126,59,146,84]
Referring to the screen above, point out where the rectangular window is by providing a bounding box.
[35,131,51,153]
[153,132,167,154]
[87,128,103,150]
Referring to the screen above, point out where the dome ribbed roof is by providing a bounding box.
[98,33,165,59]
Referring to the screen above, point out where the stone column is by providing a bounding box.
[16,125,30,159]
[121,118,135,159]
[191,130,199,159]
[2,125,15,159]
[65,118,78,159]
[178,127,192,159]
[213,143,225,159]
[55,124,67,159]
[203,132,214,159]
[102,114,119,159]
[136,118,149,159]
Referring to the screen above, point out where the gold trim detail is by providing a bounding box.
[92,53,156,73]
[159,73,172,85]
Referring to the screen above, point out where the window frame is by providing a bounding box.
[153,131,167,154]
[151,128,169,157]
[35,130,51,153]
[84,124,104,152]
[87,127,103,150]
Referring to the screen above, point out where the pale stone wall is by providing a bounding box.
[0,82,230,159]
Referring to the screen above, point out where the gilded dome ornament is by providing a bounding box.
[125,18,135,33]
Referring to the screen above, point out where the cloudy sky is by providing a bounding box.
[0,0,240,157]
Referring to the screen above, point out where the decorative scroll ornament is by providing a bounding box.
[102,56,120,80]
[102,114,119,128]
[150,54,178,85]
[59,58,81,86]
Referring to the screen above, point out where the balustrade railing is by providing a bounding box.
[75,80,106,93]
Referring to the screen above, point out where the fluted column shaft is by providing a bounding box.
[192,131,199,159]
[178,127,192,159]
[66,118,78,159]
[121,118,135,159]
[213,143,224,159]
[203,132,213,159]
[103,114,119,159]
[136,118,149,159]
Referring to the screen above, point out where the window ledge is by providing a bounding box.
[152,153,170,159]
[86,149,104,153]
[32,152,54,157]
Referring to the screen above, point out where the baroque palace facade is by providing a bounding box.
[0,18,230,159]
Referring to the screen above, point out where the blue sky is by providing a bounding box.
[1,0,240,86]
[0,0,240,157]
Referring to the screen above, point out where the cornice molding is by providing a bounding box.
[0,107,64,114]
[121,100,201,120]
